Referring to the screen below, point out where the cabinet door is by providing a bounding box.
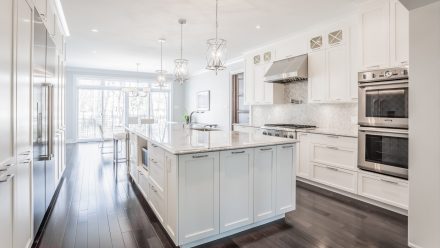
[308,50,328,103]
[254,146,276,222]
[0,173,14,248]
[359,0,390,70]
[14,157,32,248]
[297,133,310,178]
[165,153,178,243]
[253,62,269,104]
[0,0,13,163]
[390,0,409,67]
[244,55,254,105]
[178,152,219,244]
[276,144,296,214]
[219,149,254,233]
[16,0,33,156]
[138,170,149,197]
[328,45,350,102]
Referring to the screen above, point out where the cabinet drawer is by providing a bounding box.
[138,170,149,199]
[130,161,138,183]
[149,181,165,223]
[310,133,357,148]
[149,158,165,191]
[311,143,357,170]
[310,163,357,193]
[149,142,165,164]
[358,172,408,209]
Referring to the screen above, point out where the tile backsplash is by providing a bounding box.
[251,82,358,131]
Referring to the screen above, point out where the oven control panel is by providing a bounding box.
[358,67,408,83]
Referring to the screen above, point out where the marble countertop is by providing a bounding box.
[126,123,298,155]
[296,128,358,138]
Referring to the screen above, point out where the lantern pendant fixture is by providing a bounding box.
[174,18,189,85]
[206,0,227,74]
[156,38,167,88]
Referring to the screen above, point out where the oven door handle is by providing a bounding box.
[359,127,408,138]
[359,80,408,88]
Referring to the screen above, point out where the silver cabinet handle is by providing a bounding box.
[326,146,339,150]
[260,147,272,151]
[380,179,399,185]
[327,166,338,171]
[20,159,31,164]
[0,174,14,183]
[231,151,245,154]
[151,144,158,148]
[19,150,31,156]
[0,164,13,171]
[151,185,158,193]
[282,145,294,149]
[327,135,339,139]
[192,154,208,159]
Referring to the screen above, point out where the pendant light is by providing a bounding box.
[174,18,189,84]
[206,0,227,74]
[156,38,167,88]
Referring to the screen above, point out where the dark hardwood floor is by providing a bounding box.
[38,142,408,248]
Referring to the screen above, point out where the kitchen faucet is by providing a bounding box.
[189,110,205,125]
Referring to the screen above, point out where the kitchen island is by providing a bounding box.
[126,123,297,248]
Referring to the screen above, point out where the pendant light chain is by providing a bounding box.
[215,0,218,42]
[180,22,183,60]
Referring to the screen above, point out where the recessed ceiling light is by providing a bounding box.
[256,25,261,29]
[91,29,99,33]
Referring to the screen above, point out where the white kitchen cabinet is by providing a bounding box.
[14,1,33,247]
[359,0,390,70]
[311,163,358,193]
[0,0,14,164]
[253,146,277,222]
[390,0,409,67]
[244,49,284,105]
[358,171,408,209]
[219,149,254,233]
[0,171,14,248]
[275,35,308,60]
[297,132,310,178]
[178,152,219,244]
[359,0,409,70]
[308,50,328,103]
[165,152,178,244]
[138,169,149,198]
[276,144,296,214]
[328,45,350,101]
[149,178,166,224]
[14,156,32,248]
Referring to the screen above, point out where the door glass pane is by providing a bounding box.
[150,92,169,123]
[365,134,408,169]
[102,90,124,138]
[77,89,102,139]
[365,88,408,118]
[128,95,149,118]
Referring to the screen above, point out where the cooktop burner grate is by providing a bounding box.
[264,124,317,129]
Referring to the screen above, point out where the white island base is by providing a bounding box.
[126,124,297,247]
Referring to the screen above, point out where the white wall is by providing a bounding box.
[183,61,244,131]
[408,1,440,247]
[65,67,185,142]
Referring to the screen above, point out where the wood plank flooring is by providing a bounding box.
[37,142,408,248]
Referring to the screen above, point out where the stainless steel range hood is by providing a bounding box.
[264,54,308,83]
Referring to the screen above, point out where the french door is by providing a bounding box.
[77,88,124,140]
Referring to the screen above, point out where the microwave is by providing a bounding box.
[358,68,408,129]
[358,126,408,179]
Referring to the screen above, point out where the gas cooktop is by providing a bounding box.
[264,124,317,129]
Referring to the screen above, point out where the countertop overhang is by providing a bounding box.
[126,123,298,155]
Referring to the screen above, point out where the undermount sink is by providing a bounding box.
[190,127,221,132]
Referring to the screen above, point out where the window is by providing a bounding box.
[75,75,171,141]
[231,73,249,125]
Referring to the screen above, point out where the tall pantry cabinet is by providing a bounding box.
[0,0,67,246]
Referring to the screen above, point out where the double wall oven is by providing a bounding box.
[358,68,409,179]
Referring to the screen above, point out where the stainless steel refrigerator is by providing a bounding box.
[32,10,57,234]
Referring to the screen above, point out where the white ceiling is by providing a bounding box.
[63,0,361,73]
